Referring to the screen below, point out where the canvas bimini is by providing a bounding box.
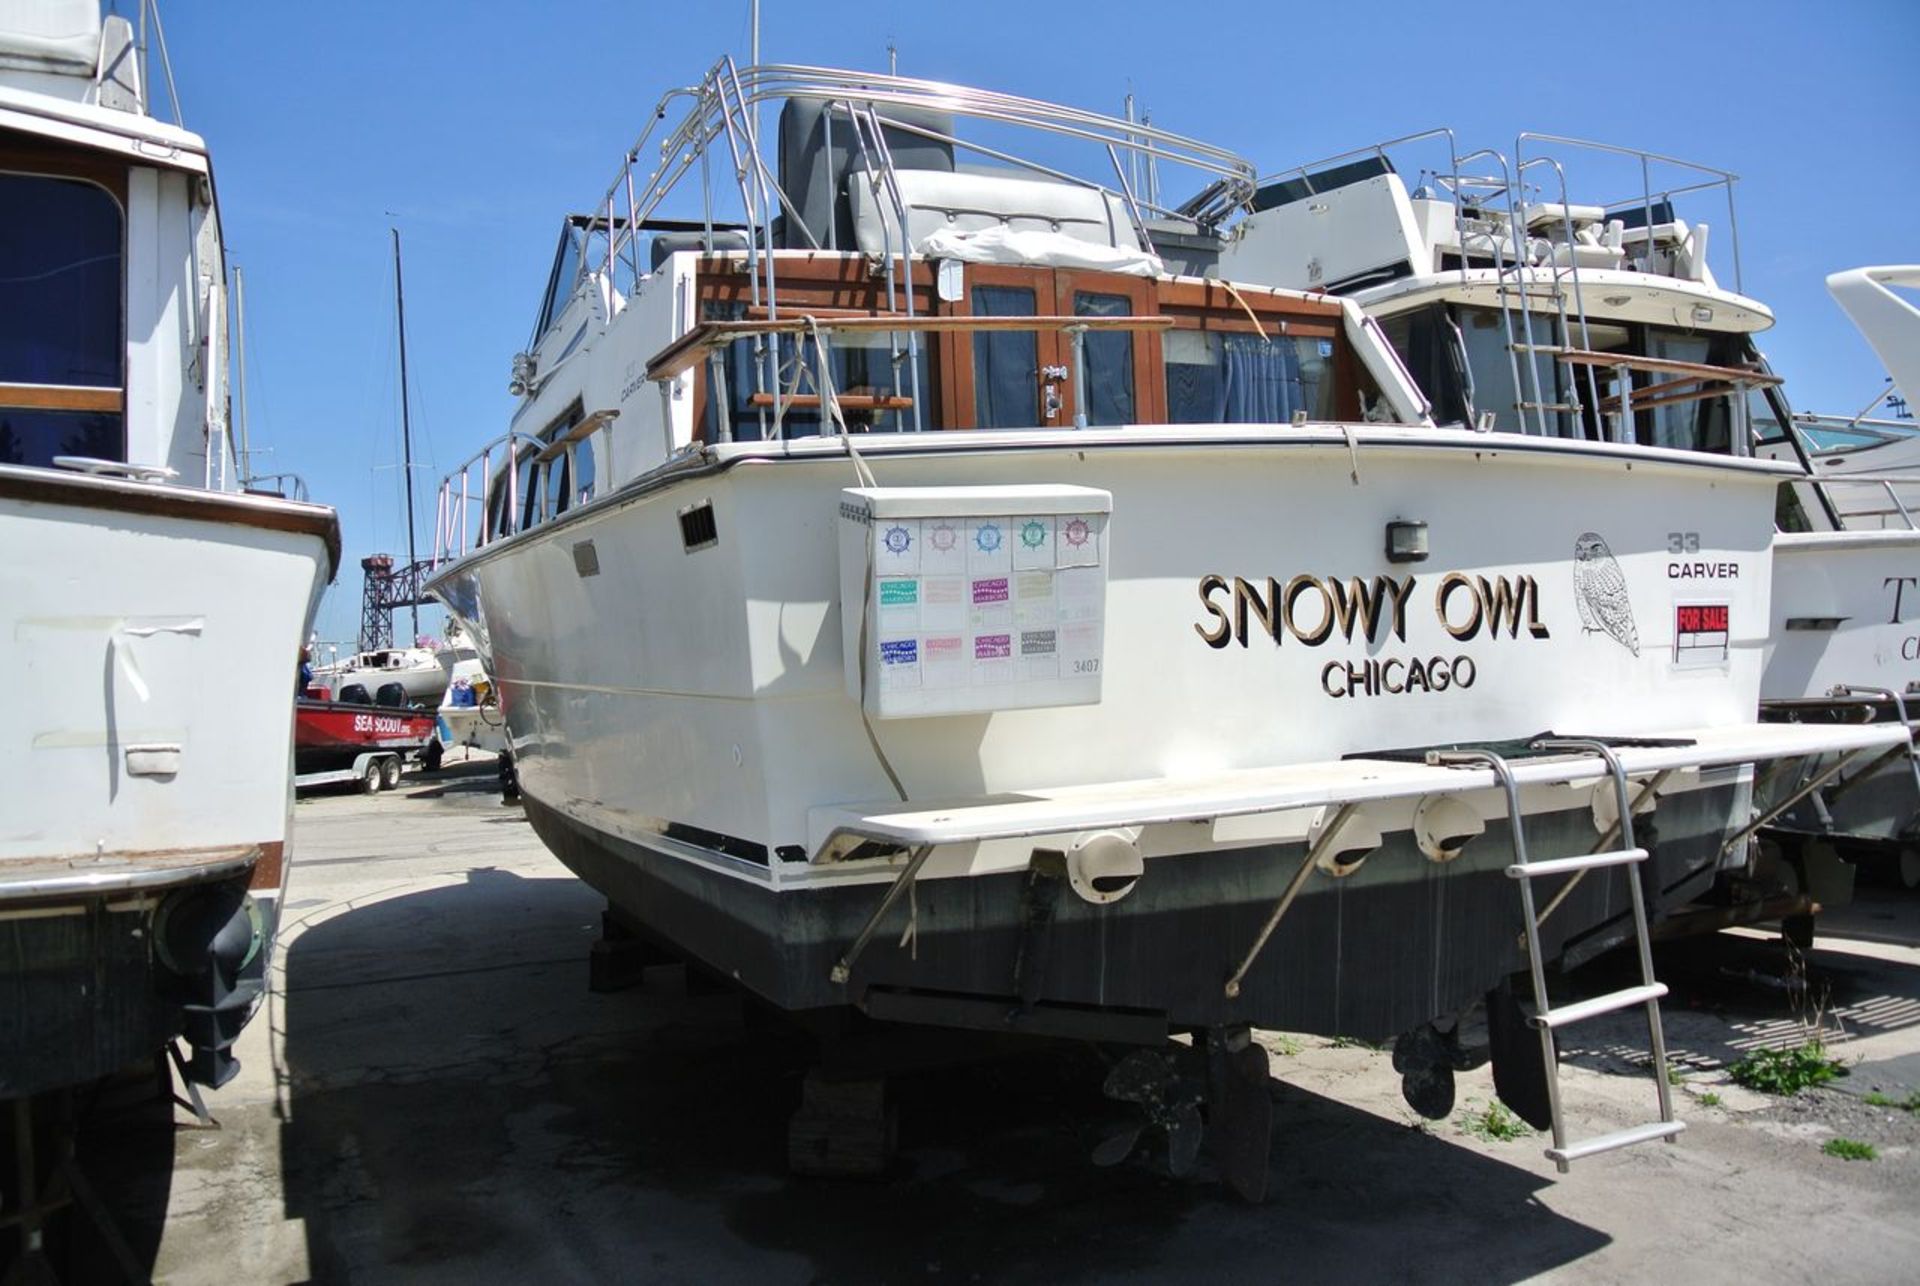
[1217,131,1920,922]
[0,0,338,1114]
[426,62,1902,1192]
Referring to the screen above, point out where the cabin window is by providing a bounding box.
[544,452,570,520]
[971,285,1040,428]
[0,173,124,467]
[519,454,541,531]
[1163,331,1333,424]
[532,223,584,342]
[1637,329,1733,455]
[1072,291,1135,425]
[572,440,596,505]
[702,328,934,439]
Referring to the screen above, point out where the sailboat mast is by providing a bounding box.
[391,226,420,641]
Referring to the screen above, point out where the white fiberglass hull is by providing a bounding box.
[0,465,336,1093]
[1762,530,1920,844]
[424,425,1884,1038]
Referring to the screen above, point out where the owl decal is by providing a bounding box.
[1573,532,1639,656]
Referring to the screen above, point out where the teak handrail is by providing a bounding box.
[745,392,915,412]
[646,314,1175,382]
[1553,349,1784,387]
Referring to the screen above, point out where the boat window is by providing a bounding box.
[1163,330,1335,423]
[532,223,584,343]
[545,450,570,519]
[519,454,541,531]
[972,285,1040,428]
[702,327,935,440]
[1072,291,1135,425]
[572,440,595,505]
[1637,328,1734,455]
[1378,307,1470,425]
[1456,307,1527,434]
[0,173,124,467]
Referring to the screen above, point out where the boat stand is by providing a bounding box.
[0,1094,149,1286]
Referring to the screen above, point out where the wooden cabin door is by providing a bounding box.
[940,264,1159,429]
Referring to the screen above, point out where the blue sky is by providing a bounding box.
[156,0,1918,647]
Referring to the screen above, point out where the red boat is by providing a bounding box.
[294,696,438,777]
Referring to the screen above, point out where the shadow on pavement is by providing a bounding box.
[1560,886,1920,1075]
[280,869,1608,1284]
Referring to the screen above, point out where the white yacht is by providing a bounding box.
[313,642,453,706]
[1786,265,1920,530]
[0,0,338,1107]
[1222,132,1920,906]
[426,63,1900,1188]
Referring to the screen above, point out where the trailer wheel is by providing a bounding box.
[359,759,383,795]
[380,756,402,791]
[422,739,444,773]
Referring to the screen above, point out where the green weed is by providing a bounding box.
[1822,1137,1877,1162]
[1728,1041,1847,1096]
[1698,1091,1722,1108]
[1456,1099,1532,1143]
[1862,1089,1920,1113]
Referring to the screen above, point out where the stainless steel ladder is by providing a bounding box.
[1431,738,1684,1171]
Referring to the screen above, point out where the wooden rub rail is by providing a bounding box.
[646,314,1175,382]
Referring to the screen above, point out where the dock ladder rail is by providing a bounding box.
[1429,738,1683,1171]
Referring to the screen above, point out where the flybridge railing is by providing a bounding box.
[560,58,1256,314]
[1247,129,1747,441]
[433,431,543,564]
[546,58,1255,441]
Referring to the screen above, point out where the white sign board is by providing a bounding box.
[839,485,1111,718]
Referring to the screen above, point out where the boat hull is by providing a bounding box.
[527,781,1740,1039]
[0,466,335,1093]
[1764,530,1920,845]
[294,701,437,776]
[433,427,1788,1039]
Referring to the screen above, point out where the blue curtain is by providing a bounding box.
[1222,335,1305,423]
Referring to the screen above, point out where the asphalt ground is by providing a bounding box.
[65,759,1920,1283]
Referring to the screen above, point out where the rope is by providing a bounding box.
[1215,278,1270,342]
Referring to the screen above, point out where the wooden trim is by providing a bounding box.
[1556,348,1784,385]
[1155,278,1343,318]
[1055,269,1162,426]
[534,407,615,462]
[649,313,1171,382]
[0,383,123,412]
[747,392,915,412]
[0,465,341,577]
[0,135,129,202]
[249,841,285,892]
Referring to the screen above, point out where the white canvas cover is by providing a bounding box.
[0,0,101,74]
[920,225,1163,277]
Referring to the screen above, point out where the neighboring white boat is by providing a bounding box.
[430,651,509,770]
[1228,131,1920,896]
[426,64,1900,1187]
[0,0,338,1105]
[1782,266,1920,529]
[314,643,451,706]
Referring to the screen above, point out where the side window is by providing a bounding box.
[572,441,595,505]
[972,285,1039,428]
[545,451,570,519]
[1162,330,1333,423]
[1073,291,1135,426]
[519,454,541,531]
[0,173,124,467]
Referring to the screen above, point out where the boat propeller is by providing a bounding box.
[1092,1028,1274,1202]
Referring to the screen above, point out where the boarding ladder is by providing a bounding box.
[1431,738,1684,1171]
